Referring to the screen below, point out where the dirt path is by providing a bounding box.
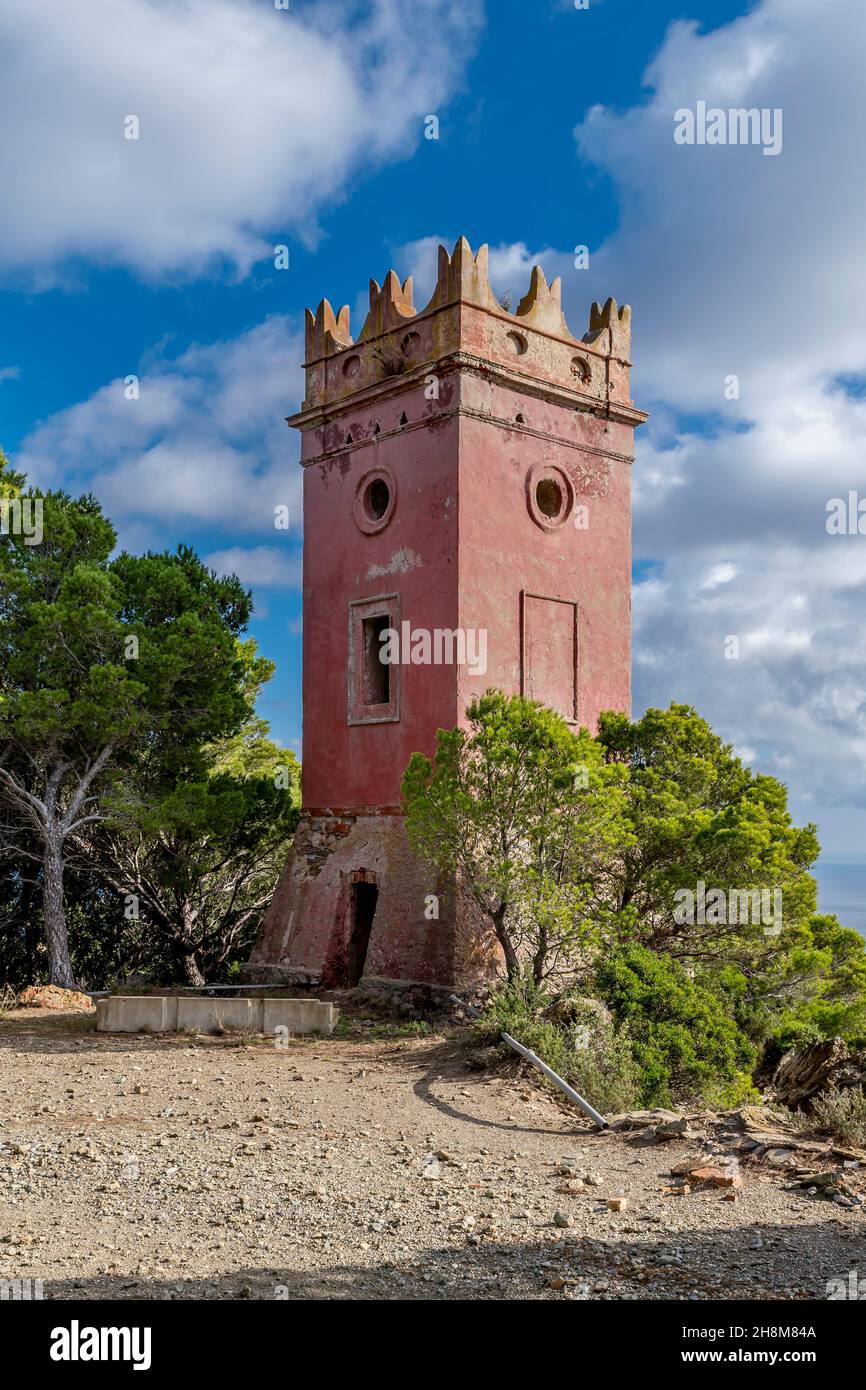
[1,1010,863,1300]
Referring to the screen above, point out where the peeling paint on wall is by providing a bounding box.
[366,547,423,578]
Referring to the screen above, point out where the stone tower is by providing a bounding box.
[246,236,646,994]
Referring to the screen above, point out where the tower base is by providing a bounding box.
[245,809,496,990]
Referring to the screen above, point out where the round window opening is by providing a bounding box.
[366,477,390,520]
[526,462,573,531]
[353,468,396,534]
[535,478,563,519]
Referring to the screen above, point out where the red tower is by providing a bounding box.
[246,237,646,993]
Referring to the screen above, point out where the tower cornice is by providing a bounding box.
[288,351,648,451]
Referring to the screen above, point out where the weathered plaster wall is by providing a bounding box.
[300,384,460,811]
[248,810,495,989]
[456,372,632,733]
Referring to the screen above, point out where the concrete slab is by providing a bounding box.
[263,998,335,1036]
[95,995,336,1036]
[176,996,260,1033]
[96,995,179,1032]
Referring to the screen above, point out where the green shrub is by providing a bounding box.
[595,944,756,1107]
[475,976,641,1114]
[809,1086,866,1147]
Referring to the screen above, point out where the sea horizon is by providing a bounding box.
[814,857,866,937]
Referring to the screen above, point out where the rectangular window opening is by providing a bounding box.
[348,592,400,726]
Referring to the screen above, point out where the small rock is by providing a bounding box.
[654,1118,695,1140]
[689,1167,742,1188]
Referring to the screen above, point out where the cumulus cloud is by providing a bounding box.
[205,545,301,589]
[566,0,866,846]
[16,316,305,540]
[569,8,866,418]
[0,0,483,281]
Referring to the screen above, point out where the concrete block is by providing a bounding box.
[97,995,179,1032]
[176,996,262,1033]
[94,993,336,1036]
[263,998,335,1036]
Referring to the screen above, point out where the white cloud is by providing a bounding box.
[205,545,301,589]
[564,0,866,853]
[572,0,866,413]
[16,316,304,539]
[0,0,483,281]
[0,365,20,384]
[701,562,737,590]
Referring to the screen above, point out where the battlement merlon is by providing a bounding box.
[291,236,644,426]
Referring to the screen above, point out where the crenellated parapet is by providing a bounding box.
[304,299,352,362]
[515,265,572,338]
[424,236,501,315]
[584,296,631,360]
[295,236,640,424]
[358,271,417,342]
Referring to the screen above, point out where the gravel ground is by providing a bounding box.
[1,1007,864,1301]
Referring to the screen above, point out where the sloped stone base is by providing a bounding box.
[246,810,496,989]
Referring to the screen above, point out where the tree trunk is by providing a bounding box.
[42,838,75,988]
[492,904,520,981]
[532,924,549,986]
[768,1038,866,1110]
[174,941,205,987]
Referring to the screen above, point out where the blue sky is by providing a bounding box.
[2,0,865,926]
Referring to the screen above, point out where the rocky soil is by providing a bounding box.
[1,1006,864,1300]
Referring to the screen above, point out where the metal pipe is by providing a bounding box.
[449,994,608,1130]
[84,984,283,998]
